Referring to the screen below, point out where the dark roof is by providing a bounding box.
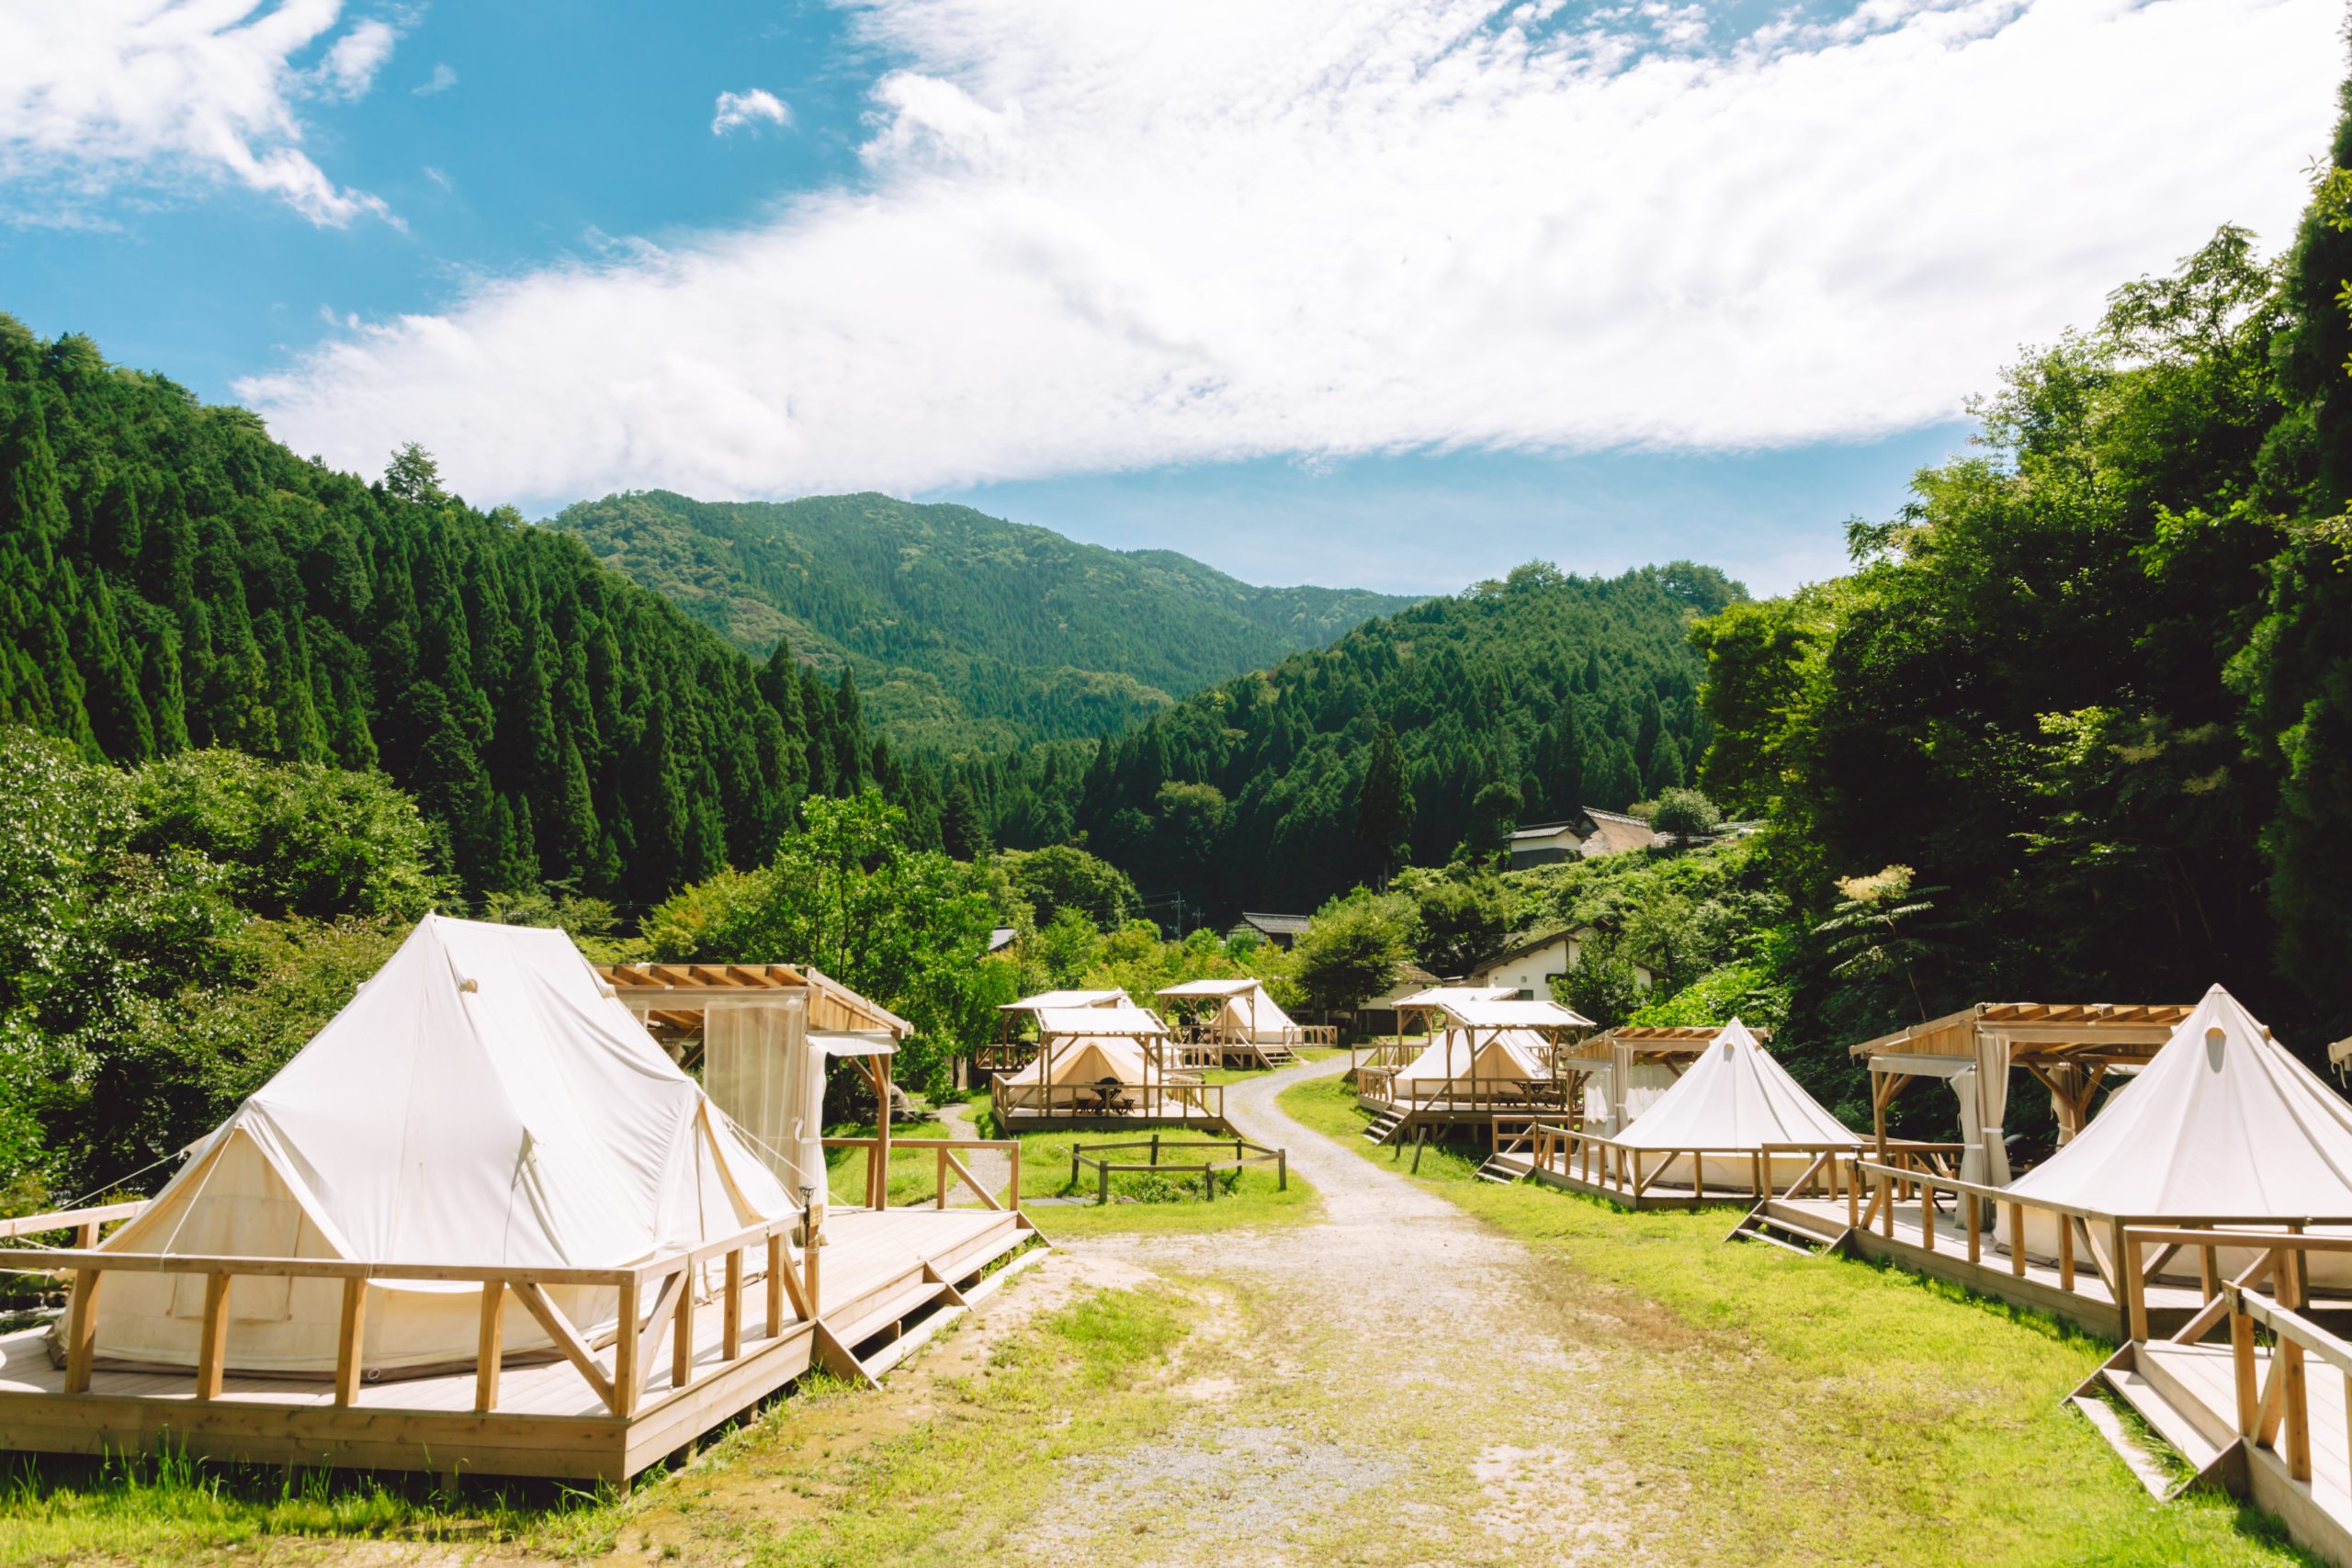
[1238,911,1310,937]
[1508,819,1584,841]
[1471,927,1577,970]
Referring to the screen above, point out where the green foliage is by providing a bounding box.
[1553,934,1645,1028]
[1396,866,1509,976]
[1627,960,1789,1032]
[643,791,1007,1095]
[549,490,1419,750]
[0,726,429,1200]
[126,749,442,919]
[1290,889,1410,1013]
[1649,786,1722,844]
[1018,559,1736,913]
[994,842,1140,929]
[0,319,939,908]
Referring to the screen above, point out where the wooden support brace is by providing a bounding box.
[511,1281,618,1414]
[922,1262,969,1307]
[475,1283,505,1414]
[334,1278,367,1407]
[62,1269,101,1395]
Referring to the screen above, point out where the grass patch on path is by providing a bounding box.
[971,1114,1317,1239]
[1278,1075,2317,1568]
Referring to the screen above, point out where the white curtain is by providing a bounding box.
[1953,1035,2013,1189]
[706,996,824,1229]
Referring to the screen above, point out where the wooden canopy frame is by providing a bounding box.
[1849,1001,2193,1156]
[599,963,912,1212]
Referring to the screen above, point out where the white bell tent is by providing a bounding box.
[1998,985,2352,1283]
[1611,1020,1860,1188]
[1155,977,1300,1044]
[86,914,795,1378]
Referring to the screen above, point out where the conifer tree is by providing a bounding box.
[1354,720,1414,884]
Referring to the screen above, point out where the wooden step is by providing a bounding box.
[1363,1111,1405,1145]
[2073,1348,2242,1499]
[1725,1203,1851,1256]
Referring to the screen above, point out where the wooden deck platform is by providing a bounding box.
[1770,1194,2207,1338]
[0,1205,1036,1483]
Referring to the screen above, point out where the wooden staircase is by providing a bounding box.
[1258,1041,1300,1068]
[1725,1197,1853,1256]
[1475,1151,1525,1186]
[2070,1343,2247,1499]
[1363,1108,1408,1145]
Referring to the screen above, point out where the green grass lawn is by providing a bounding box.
[968,1111,1318,1239]
[0,1287,1194,1567]
[1277,1074,2321,1568]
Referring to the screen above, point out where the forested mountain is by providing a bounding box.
[548,490,1419,750]
[0,318,944,908]
[948,561,1741,910]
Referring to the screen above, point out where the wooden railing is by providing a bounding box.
[1510,1124,1860,1202]
[1357,1066,1574,1117]
[1845,1159,2352,1305]
[824,1134,1025,1213]
[1348,1040,1425,1079]
[1295,1026,1340,1048]
[2118,1227,2352,1493]
[0,1206,824,1422]
[990,1077,1225,1124]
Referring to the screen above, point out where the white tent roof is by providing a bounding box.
[1157,977,1261,998]
[2004,986,2352,1216]
[1394,985,1516,1010]
[111,914,793,1269]
[1002,988,1130,1012]
[1035,1004,1168,1037]
[1436,998,1594,1031]
[1613,1020,1860,1151]
[1396,1028,1550,1088]
[92,915,795,1374]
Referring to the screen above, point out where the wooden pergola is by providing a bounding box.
[599,964,913,1211]
[1849,1001,2194,1168]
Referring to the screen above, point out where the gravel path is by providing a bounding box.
[1012,1055,1660,1565]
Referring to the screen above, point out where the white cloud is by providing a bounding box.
[321,16,399,98]
[711,87,791,136]
[413,61,457,96]
[0,0,396,226]
[423,164,452,190]
[243,0,2346,508]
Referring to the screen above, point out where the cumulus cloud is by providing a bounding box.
[413,62,457,96]
[711,87,791,136]
[243,0,2345,506]
[0,0,396,226]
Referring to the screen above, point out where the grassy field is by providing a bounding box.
[1277,1074,2317,1566]
[968,1111,1318,1239]
[0,1285,1194,1567]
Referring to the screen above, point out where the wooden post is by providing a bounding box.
[2200,1242,2220,1303]
[2232,1288,2259,1435]
[475,1283,505,1414]
[722,1247,744,1361]
[1920,1179,1935,1252]
[1277,1149,1287,1191]
[1097,1159,1111,1206]
[196,1272,232,1400]
[1010,1142,1022,1212]
[613,1275,640,1419]
[1965,1193,1980,1266]
[2008,1204,2027,1279]
[2121,1228,2148,1345]
[2059,1219,2075,1292]
[2279,1241,2312,1483]
[936,1145,948,1210]
[673,1269,697,1390]
[805,1229,821,1317]
[62,1269,101,1394]
[1151,1133,1160,1168]
[764,1234,785,1338]
[1847,1158,1860,1230]
[74,1221,98,1250]
[334,1278,367,1407]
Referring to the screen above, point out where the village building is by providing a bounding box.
[1464,927,1654,1000]
[1504,806,1662,869]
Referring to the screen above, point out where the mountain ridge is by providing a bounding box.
[545,489,1422,751]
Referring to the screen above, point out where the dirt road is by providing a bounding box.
[1005,1055,1657,1565]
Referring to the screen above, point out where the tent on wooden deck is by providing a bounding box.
[1610,1020,1860,1188]
[82,914,795,1379]
[1392,1029,1552,1100]
[1155,977,1300,1045]
[1996,985,2352,1285]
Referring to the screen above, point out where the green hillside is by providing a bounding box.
[546,490,1420,750]
[0,319,938,908]
[950,560,1742,909]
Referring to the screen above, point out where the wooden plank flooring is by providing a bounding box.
[0,1205,1030,1479]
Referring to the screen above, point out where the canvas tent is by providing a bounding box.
[994,1004,1185,1112]
[1393,1030,1552,1100]
[1997,985,2352,1284]
[83,914,795,1378]
[1610,1020,1860,1188]
[1156,978,1300,1044]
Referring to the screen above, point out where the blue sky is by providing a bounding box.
[2,0,2341,596]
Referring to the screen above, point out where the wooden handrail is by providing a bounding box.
[0,1201,147,1240]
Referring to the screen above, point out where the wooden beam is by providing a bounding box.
[511,1282,618,1415]
[333,1279,367,1407]
[195,1273,232,1401]
[475,1284,506,1413]
[722,1249,743,1361]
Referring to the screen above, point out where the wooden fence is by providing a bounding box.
[1068,1136,1286,1204]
